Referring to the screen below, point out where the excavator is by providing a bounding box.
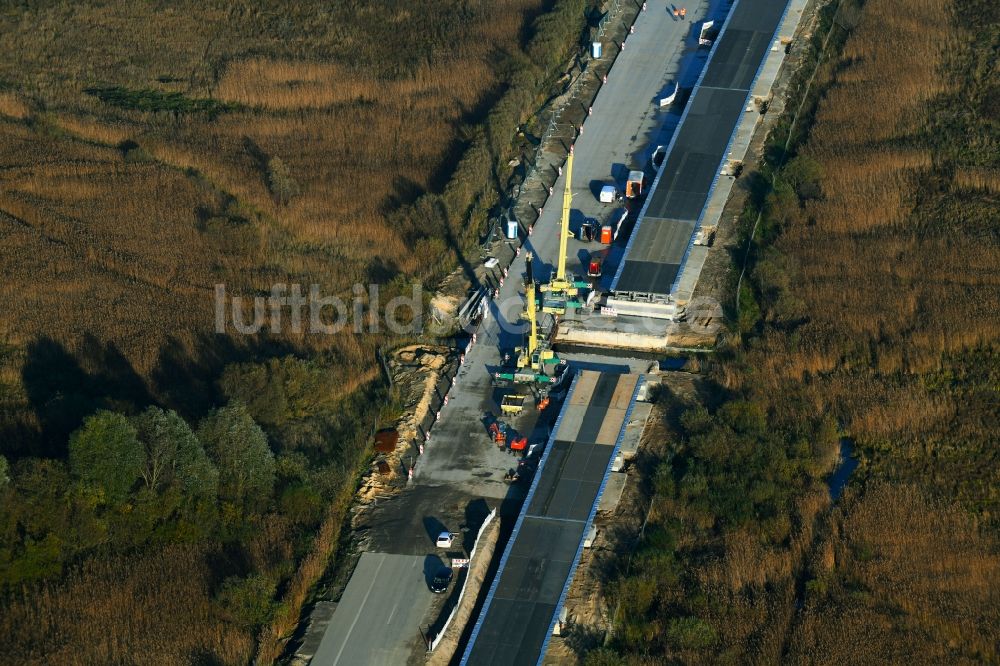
[540,146,590,315]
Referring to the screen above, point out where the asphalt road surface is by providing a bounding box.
[462,372,642,666]
[613,0,793,294]
[311,553,436,666]
[545,0,718,291]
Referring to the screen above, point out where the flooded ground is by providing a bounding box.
[827,438,858,501]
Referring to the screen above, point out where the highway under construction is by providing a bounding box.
[611,0,794,298]
[302,0,811,663]
[461,372,642,666]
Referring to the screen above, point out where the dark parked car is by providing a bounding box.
[430,567,453,593]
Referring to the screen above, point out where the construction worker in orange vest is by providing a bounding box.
[680,7,687,19]
[673,7,679,18]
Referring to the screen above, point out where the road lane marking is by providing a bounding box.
[332,554,387,665]
[697,84,752,92]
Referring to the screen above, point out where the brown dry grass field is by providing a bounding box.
[741,0,999,501]
[1,543,256,665]
[763,0,1000,655]
[749,0,998,382]
[0,0,542,439]
[787,483,1000,663]
[0,0,557,662]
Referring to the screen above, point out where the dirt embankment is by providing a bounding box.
[356,344,454,503]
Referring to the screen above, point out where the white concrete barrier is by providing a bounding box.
[428,508,498,652]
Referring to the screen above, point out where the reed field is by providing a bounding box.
[1,544,255,665]
[741,0,999,505]
[0,0,544,415]
[786,483,1000,663]
[0,0,593,662]
[0,0,562,452]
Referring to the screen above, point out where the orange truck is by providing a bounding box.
[626,170,644,198]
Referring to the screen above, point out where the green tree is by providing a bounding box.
[0,459,104,585]
[130,407,218,536]
[762,178,801,237]
[718,400,767,436]
[680,405,713,435]
[68,410,144,503]
[278,481,322,526]
[198,402,275,518]
[131,407,216,498]
[783,154,823,200]
[737,282,761,333]
[753,247,805,320]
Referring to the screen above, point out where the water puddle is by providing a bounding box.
[827,438,858,501]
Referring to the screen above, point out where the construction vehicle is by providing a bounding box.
[516,252,559,368]
[540,147,590,314]
[489,421,508,446]
[626,170,644,198]
[494,368,560,385]
[500,394,526,416]
[492,252,565,385]
[540,293,584,315]
[579,221,595,242]
[509,435,528,453]
[587,253,603,277]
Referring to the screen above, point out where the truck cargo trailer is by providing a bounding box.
[626,170,644,198]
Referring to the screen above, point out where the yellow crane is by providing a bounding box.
[541,147,578,297]
[539,147,590,316]
[516,252,555,370]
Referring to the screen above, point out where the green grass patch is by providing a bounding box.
[85,86,239,115]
